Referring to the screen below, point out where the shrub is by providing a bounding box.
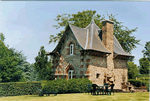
[142,80,150,92]
[0,81,42,97]
[43,78,92,94]
[139,77,150,81]
[137,74,150,78]
[128,79,149,91]
[128,79,146,87]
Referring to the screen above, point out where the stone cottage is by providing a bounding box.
[47,18,134,90]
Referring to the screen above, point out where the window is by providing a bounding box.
[70,44,74,55]
[96,73,100,78]
[98,30,102,41]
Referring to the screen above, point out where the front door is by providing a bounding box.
[68,70,74,79]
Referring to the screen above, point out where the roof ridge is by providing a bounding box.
[69,24,87,30]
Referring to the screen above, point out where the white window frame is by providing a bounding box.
[68,70,74,79]
[70,44,74,55]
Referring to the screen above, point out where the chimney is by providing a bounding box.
[102,20,114,71]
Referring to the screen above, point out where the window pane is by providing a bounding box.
[70,44,73,55]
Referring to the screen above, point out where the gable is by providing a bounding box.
[52,25,82,54]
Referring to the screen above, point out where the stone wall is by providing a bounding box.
[88,65,108,86]
[114,58,127,69]
[52,29,82,79]
[83,54,108,85]
[88,55,107,68]
[114,68,128,89]
[113,58,128,89]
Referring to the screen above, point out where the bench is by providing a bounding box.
[36,87,57,96]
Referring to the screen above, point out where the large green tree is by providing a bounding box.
[142,41,150,60]
[49,10,140,54]
[139,58,149,74]
[127,62,139,79]
[34,46,52,80]
[139,42,150,74]
[0,34,26,82]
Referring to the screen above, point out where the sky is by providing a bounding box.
[0,1,149,66]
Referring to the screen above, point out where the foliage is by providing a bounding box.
[21,63,39,82]
[136,74,150,91]
[139,41,150,74]
[50,10,140,54]
[144,81,150,91]
[128,79,145,87]
[137,74,150,78]
[43,78,92,94]
[127,62,139,79]
[139,57,150,74]
[0,34,27,82]
[0,81,42,97]
[34,46,52,80]
[137,77,150,81]
[142,41,150,59]
[128,79,148,87]
[128,79,149,91]
[0,48,26,82]
[0,33,5,42]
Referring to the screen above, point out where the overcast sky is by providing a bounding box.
[0,1,149,66]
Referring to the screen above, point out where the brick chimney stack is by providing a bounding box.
[102,20,114,71]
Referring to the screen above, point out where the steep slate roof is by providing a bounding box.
[69,18,133,57]
[69,24,110,54]
[50,18,133,57]
[113,35,133,57]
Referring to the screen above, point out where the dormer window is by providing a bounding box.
[98,29,102,41]
[70,44,74,55]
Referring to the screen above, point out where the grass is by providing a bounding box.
[0,92,149,101]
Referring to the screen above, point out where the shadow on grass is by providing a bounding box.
[27,95,57,97]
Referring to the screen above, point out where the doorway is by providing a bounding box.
[68,70,74,79]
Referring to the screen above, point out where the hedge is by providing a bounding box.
[0,81,42,97]
[128,79,149,91]
[128,79,147,87]
[137,74,150,78]
[43,78,92,94]
[139,77,150,81]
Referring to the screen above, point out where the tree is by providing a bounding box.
[142,41,150,60]
[0,33,28,82]
[21,62,39,81]
[139,57,150,74]
[139,42,150,74]
[49,10,140,54]
[127,62,139,79]
[34,46,52,80]
[0,33,5,42]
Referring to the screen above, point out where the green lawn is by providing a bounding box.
[0,92,149,101]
